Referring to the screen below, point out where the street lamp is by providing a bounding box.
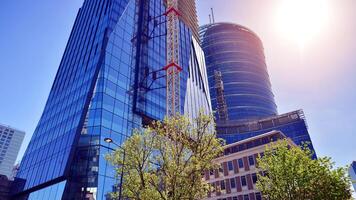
[104,138,125,200]
[104,137,114,144]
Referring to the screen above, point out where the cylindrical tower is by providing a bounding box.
[200,22,277,122]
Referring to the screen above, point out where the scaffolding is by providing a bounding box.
[214,70,229,121]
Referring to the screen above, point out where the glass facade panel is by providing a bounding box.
[27,181,66,200]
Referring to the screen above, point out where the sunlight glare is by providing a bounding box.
[275,0,330,48]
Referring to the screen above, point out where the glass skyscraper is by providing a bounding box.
[200,23,277,122]
[199,23,315,158]
[12,0,211,199]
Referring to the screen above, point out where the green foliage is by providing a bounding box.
[106,113,224,200]
[256,140,353,200]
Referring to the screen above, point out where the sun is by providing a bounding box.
[275,0,330,48]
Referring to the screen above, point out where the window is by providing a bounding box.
[262,137,270,144]
[209,169,214,175]
[248,156,255,166]
[233,197,238,200]
[247,141,254,148]
[252,173,258,183]
[263,171,269,177]
[230,178,236,188]
[220,180,226,190]
[211,183,215,192]
[238,144,246,151]
[238,158,244,168]
[228,161,233,171]
[241,176,247,186]
[219,164,224,173]
[255,192,262,200]
[224,148,231,155]
[243,194,249,200]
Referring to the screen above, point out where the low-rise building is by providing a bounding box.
[216,110,316,159]
[203,130,296,200]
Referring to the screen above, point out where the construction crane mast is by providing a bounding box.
[164,0,182,117]
[214,70,229,121]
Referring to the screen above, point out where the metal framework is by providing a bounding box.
[164,0,182,117]
[214,70,229,121]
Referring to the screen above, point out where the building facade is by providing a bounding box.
[216,110,316,159]
[0,124,25,179]
[200,23,277,122]
[12,0,211,199]
[203,131,296,200]
[349,161,356,192]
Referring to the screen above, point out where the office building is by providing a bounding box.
[203,131,296,200]
[199,22,315,158]
[200,22,277,122]
[0,124,25,179]
[349,161,356,192]
[12,0,211,199]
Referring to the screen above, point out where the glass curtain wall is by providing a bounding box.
[200,23,278,122]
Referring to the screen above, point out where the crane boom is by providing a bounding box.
[164,0,182,117]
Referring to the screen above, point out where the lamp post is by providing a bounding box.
[104,138,125,200]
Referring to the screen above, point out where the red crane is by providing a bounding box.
[164,0,182,117]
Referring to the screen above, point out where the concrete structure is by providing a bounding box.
[203,131,296,200]
[200,23,278,122]
[12,0,211,199]
[349,161,356,192]
[0,124,25,179]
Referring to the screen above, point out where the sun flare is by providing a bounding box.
[275,0,330,48]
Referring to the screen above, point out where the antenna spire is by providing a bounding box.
[211,8,215,23]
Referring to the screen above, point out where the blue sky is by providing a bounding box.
[0,0,355,168]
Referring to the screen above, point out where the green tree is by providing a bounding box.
[256,140,352,200]
[106,113,224,200]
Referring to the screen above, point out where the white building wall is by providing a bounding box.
[184,36,212,120]
[0,124,25,179]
